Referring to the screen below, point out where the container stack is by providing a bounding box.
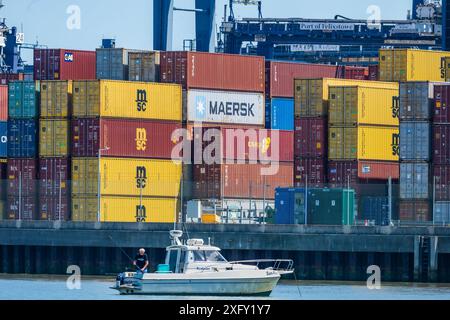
[7,81,39,220]
[70,80,183,222]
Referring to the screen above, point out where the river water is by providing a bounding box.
[0,276,449,300]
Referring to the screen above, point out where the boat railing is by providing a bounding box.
[228,259,294,274]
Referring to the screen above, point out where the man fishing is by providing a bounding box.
[133,248,149,274]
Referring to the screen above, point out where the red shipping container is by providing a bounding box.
[265,61,337,98]
[328,160,399,186]
[7,159,38,197]
[39,196,70,221]
[0,85,7,121]
[433,165,450,201]
[72,119,183,159]
[0,73,24,85]
[434,85,450,124]
[186,122,263,141]
[160,51,265,92]
[7,196,37,220]
[192,127,293,163]
[336,66,369,80]
[38,158,70,197]
[193,162,293,200]
[368,65,379,81]
[294,157,327,188]
[34,49,96,81]
[294,118,327,158]
[433,124,450,165]
[399,200,431,222]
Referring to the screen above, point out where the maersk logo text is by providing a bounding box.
[209,101,255,117]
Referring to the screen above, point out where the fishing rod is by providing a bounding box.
[108,234,135,263]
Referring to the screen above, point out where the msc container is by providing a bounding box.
[71,158,182,198]
[294,78,399,118]
[128,51,160,82]
[434,202,450,224]
[39,119,70,157]
[8,81,39,118]
[328,126,399,161]
[294,157,326,188]
[328,160,399,183]
[379,49,449,82]
[359,196,390,226]
[399,82,446,121]
[7,119,38,158]
[38,158,70,197]
[328,86,399,127]
[0,85,7,121]
[96,48,129,80]
[400,163,430,199]
[193,162,293,200]
[400,122,431,161]
[7,196,37,220]
[0,121,7,158]
[265,61,337,98]
[186,89,265,126]
[265,98,294,131]
[72,80,182,121]
[160,51,265,93]
[399,200,431,221]
[40,81,72,118]
[39,196,70,221]
[434,84,450,123]
[294,118,327,158]
[433,165,450,201]
[432,124,450,165]
[7,159,38,197]
[72,118,182,159]
[34,49,96,81]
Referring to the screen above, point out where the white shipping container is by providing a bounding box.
[187,89,265,125]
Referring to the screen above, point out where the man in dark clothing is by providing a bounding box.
[133,248,149,274]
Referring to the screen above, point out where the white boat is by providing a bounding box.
[112,230,294,296]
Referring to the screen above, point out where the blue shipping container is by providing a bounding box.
[266,98,294,131]
[8,119,38,158]
[0,122,7,158]
[275,188,306,224]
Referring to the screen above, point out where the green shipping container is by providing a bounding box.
[308,189,355,225]
[8,81,40,118]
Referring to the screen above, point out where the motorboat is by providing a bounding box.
[112,230,294,296]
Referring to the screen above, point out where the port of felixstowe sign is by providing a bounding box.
[297,22,355,31]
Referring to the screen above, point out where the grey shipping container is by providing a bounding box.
[400,121,431,161]
[434,202,450,224]
[96,48,129,80]
[400,163,430,199]
[128,51,160,82]
[399,82,438,120]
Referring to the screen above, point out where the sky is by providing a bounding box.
[5,0,411,64]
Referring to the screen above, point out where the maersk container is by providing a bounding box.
[265,98,294,131]
[96,48,130,80]
[7,159,38,197]
[433,124,450,165]
[40,81,72,118]
[128,51,160,82]
[359,196,390,226]
[7,119,38,158]
[0,85,7,121]
[434,202,450,224]
[294,157,326,188]
[0,121,7,158]
[8,81,39,118]
[39,119,70,157]
[400,163,430,199]
[433,165,450,201]
[294,118,327,158]
[400,122,430,161]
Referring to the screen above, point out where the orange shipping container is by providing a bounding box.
[0,85,7,121]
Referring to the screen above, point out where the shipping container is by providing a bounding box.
[160,51,265,92]
[71,196,97,222]
[7,119,38,158]
[72,118,182,159]
[34,49,96,81]
[294,118,327,158]
[186,89,265,125]
[0,85,7,121]
[72,158,182,198]
[39,196,70,221]
[0,162,7,199]
[400,163,430,199]
[294,78,399,118]
[328,126,399,161]
[379,49,449,82]
[193,162,293,200]
[40,81,72,118]
[0,121,7,158]
[434,202,450,224]
[128,51,160,82]
[368,65,379,81]
[38,158,70,197]
[265,98,294,131]
[399,200,431,221]
[359,196,390,226]
[265,61,337,98]
[434,84,450,123]
[432,124,450,165]
[0,73,24,85]
[328,86,399,127]
[294,158,326,188]
[39,119,70,157]
[328,160,399,184]
[96,48,130,80]
[336,66,369,80]
[433,165,450,201]
[8,81,39,118]
[0,200,6,220]
[185,123,262,141]
[201,213,221,224]
[7,196,37,220]
[72,80,182,121]
[400,122,431,161]
[7,159,38,197]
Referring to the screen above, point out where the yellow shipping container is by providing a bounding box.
[71,196,97,221]
[0,201,5,220]
[72,80,182,121]
[201,213,221,224]
[329,126,399,161]
[40,81,72,118]
[72,157,182,198]
[329,86,399,127]
[39,119,70,157]
[379,49,450,82]
[294,78,399,118]
[444,57,450,82]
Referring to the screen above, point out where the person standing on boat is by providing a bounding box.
[133,248,149,274]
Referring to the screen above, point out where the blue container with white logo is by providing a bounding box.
[7,119,38,158]
[265,98,294,131]
[0,121,7,158]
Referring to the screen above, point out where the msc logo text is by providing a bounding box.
[136,128,147,151]
[136,90,148,112]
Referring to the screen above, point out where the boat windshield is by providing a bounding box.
[193,250,227,263]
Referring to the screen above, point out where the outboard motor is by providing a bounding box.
[116,273,125,287]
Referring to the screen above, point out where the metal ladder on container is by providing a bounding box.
[420,236,431,282]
